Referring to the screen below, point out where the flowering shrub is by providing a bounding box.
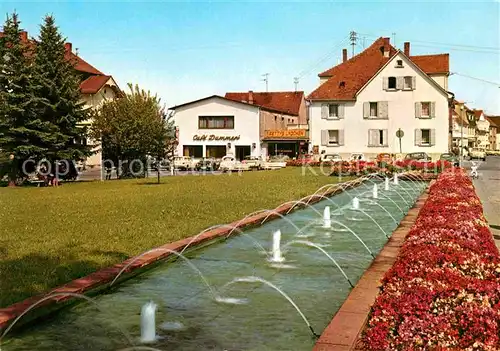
[362,169,500,350]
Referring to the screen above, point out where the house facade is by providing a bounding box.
[308,38,452,160]
[225,91,308,158]
[451,100,476,154]
[485,116,498,151]
[170,96,261,160]
[473,110,490,151]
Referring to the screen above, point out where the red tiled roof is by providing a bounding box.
[473,109,483,120]
[486,116,500,127]
[65,51,103,75]
[80,75,112,94]
[410,54,449,75]
[310,37,449,100]
[225,91,304,116]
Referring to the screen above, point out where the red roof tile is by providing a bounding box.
[225,91,304,116]
[310,37,449,101]
[79,75,111,94]
[473,109,484,120]
[66,51,103,75]
[410,54,449,75]
[486,116,500,127]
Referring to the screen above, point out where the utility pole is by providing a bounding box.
[293,77,299,92]
[349,31,357,57]
[262,73,269,92]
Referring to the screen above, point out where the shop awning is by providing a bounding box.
[262,129,309,141]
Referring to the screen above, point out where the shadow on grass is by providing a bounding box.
[0,249,128,308]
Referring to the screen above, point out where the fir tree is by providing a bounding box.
[0,13,47,185]
[32,15,92,163]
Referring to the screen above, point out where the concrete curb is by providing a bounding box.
[0,178,368,334]
[313,189,430,350]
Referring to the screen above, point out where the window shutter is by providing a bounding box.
[363,102,369,119]
[321,130,328,146]
[382,77,388,91]
[367,129,374,146]
[396,76,404,90]
[321,104,328,119]
[412,76,416,90]
[383,129,388,146]
[430,102,436,118]
[338,104,345,119]
[415,102,422,118]
[372,129,379,146]
[379,101,389,119]
[430,129,436,146]
[339,129,345,146]
[414,129,422,146]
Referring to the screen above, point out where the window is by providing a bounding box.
[328,130,339,145]
[404,76,413,90]
[421,129,430,145]
[370,102,378,117]
[396,60,403,67]
[329,104,339,118]
[388,77,397,89]
[421,102,430,117]
[368,129,388,147]
[198,116,234,129]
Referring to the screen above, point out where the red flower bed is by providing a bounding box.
[362,169,500,350]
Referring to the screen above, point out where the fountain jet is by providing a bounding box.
[385,177,390,191]
[352,197,360,210]
[271,230,285,263]
[393,173,399,185]
[141,301,157,343]
[323,206,331,228]
[372,184,378,199]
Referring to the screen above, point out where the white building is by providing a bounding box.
[473,110,490,150]
[170,95,261,160]
[308,38,453,160]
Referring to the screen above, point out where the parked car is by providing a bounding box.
[195,157,218,171]
[404,152,431,162]
[439,153,459,167]
[469,148,486,161]
[241,156,263,170]
[173,156,197,170]
[262,155,288,170]
[322,154,342,162]
[219,155,251,172]
[350,153,366,161]
[376,153,393,163]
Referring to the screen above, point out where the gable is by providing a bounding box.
[225,91,304,116]
[171,95,260,113]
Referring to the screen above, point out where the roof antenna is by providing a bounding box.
[75,48,79,56]
[392,32,396,48]
[294,77,299,92]
[349,31,357,56]
[261,73,269,92]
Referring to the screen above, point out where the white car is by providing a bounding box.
[242,156,263,170]
[219,155,251,172]
[173,156,197,170]
[350,153,366,161]
[469,148,486,161]
[322,154,342,162]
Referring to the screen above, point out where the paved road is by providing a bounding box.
[468,156,500,249]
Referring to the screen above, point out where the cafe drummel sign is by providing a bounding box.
[193,134,241,141]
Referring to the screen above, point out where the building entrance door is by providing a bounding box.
[235,145,251,161]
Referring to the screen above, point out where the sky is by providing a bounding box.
[1,0,499,114]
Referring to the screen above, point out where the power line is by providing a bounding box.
[350,31,357,57]
[451,72,500,87]
[296,36,350,79]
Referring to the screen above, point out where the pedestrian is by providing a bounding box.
[105,166,112,180]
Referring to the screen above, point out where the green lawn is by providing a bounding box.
[0,167,348,307]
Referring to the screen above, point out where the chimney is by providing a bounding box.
[342,48,348,63]
[248,90,254,104]
[404,42,410,56]
[64,42,72,53]
[20,31,28,42]
[382,37,390,57]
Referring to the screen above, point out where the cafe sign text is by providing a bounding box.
[193,134,241,141]
[264,129,307,139]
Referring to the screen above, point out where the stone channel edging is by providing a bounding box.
[312,189,430,351]
[0,177,369,334]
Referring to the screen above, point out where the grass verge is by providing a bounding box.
[0,167,350,307]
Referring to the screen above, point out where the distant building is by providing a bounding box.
[1,31,121,168]
[307,37,453,160]
[473,110,490,151]
[485,115,499,151]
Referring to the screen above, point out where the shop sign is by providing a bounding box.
[264,129,307,138]
[193,134,240,141]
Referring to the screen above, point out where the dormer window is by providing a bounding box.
[339,81,345,88]
[396,60,403,68]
